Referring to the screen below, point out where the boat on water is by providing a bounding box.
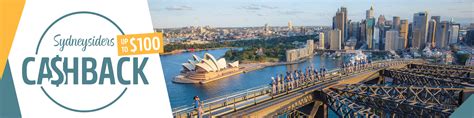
[328,52,342,59]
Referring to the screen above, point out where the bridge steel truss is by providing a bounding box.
[324,84,466,118]
[271,84,468,118]
[272,94,315,117]
[272,90,380,118]
[405,64,473,83]
[407,63,474,71]
[271,63,473,118]
[382,69,474,87]
[321,89,379,118]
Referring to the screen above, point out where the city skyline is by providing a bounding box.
[148,0,474,28]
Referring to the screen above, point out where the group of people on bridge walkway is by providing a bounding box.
[270,66,326,95]
[270,59,406,96]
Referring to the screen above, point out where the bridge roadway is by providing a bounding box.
[173,59,419,118]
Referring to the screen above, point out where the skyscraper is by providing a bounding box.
[328,29,342,50]
[449,23,460,44]
[319,32,325,49]
[435,21,450,48]
[412,11,429,49]
[385,30,400,51]
[365,6,375,49]
[366,18,375,49]
[427,19,437,48]
[431,16,441,23]
[334,7,346,45]
[351,22,360,41]
[373,26,380,50]
[377,15,386,27]
[340,7,348,41]
[392,16,400,31]
[466,30,474,46]
[360,20,366,44]
[377,15,386,50]
[384,25,393,50]
[408,23,413,48]
[385,20,393,28]
[366,6,374,19]
[348,21,354,39]
[400,20,409,48]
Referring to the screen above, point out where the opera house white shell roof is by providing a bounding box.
[182,53,239,73]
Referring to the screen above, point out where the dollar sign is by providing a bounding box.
[51,55,63,87]
[130,38,137,53]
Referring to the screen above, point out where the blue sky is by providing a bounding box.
[148,0,474,28]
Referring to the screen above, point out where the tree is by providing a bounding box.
[456,53,470,65]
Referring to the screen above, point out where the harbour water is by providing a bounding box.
[160,48,349,109]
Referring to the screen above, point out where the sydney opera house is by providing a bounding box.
[174,53,240,83]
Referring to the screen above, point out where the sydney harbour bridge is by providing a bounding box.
[173,59,474,118]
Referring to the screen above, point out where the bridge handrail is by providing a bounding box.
[172,84,271,114]
[201,85,270,103]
